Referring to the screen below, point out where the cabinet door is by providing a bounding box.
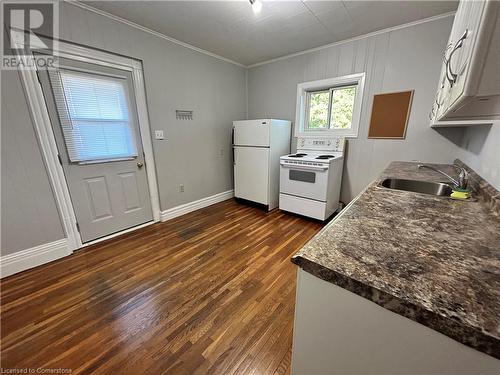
[447,1,486,110]
[432,0,500,123]
[435,1,486,121]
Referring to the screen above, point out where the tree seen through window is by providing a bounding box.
[307,85,356,130]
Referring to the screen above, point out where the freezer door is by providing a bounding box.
[233,120,270,147]
[234,146,269,205]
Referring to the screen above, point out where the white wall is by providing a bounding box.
[1,70,65,255]
[454,124,500,189]
[248,15,463,202]
[1,2,247,256]
[59,3,247,210]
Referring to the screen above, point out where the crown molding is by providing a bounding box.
[65,1,247,68]
[247,11,456,68]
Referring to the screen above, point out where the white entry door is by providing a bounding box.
[37,56,153,243]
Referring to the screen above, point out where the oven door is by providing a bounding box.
[280,162,329,201]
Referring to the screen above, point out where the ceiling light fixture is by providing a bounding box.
[249,0,262,14]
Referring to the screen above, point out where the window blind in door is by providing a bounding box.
[49,69,138,163]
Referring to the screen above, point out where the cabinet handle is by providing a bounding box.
[435,99,444,109]
[429,104,436,120]
[446,30,468,86]
[442,42,453,59]
[442,41,453,80]
[445,58,454,86]
[442,43,454,87]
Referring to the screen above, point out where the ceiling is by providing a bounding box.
[83,1,458,66]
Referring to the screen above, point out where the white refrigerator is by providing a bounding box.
[233,119,291,210]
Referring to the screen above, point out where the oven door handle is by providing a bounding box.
[280,162,329,171]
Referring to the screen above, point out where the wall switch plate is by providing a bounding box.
[155,130,164,140]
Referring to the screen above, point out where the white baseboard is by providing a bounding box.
[161,190,234,222]
[1,239,71,278]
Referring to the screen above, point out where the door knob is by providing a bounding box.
[137,161,144,168]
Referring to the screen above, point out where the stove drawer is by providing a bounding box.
[279,193,328,220]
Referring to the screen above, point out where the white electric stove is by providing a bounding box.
[279,137,345,220]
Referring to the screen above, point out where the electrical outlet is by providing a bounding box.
[179,184,184,193]
[155,130,164,140]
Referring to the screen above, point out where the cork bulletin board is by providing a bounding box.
[368,90,414,139]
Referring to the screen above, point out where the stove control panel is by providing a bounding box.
[297,137,345,152]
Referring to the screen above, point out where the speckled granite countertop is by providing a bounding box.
[292,161,500,359]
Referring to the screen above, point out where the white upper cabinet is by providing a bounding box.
[430,0,500,127]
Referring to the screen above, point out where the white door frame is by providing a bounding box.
[15,35,161,251]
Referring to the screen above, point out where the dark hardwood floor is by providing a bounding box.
[1,200,323,374]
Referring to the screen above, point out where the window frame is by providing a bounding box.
[305,89,331,131]
[295,73,366,138]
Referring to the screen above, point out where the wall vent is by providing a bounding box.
[176,110,193,120]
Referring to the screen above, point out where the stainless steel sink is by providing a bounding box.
[380,178,453,197]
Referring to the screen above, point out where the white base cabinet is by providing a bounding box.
[292,269,500,375]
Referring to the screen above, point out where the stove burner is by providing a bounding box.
[288,153,307,158]
[316,155,335,160]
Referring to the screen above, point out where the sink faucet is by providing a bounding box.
[417,163,469,190]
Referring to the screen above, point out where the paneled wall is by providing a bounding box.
[1,2,247,256]
[59,3,247,211]
[247,16,461,202]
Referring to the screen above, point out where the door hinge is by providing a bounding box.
[75,222,80,233]
[57,154,63,165]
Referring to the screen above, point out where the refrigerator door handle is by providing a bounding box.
[231,127,235,165]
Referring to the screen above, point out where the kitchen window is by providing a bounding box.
[296,73,365,138]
